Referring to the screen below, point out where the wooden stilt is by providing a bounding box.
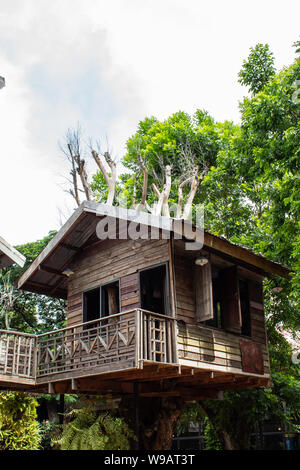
[134,382,140,450]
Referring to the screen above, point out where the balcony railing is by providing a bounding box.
[0,309,177,385]
[0,330,36,380]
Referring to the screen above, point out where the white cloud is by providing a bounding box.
[0,0,299,245]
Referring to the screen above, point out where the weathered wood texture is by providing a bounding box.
[177,322,270,377]
[0,331,36,380]
[0,310,176,386]
[173,251,267,340]
[173,247,269,377]
[67,238,170,326]
[37,311,137,381]
[240,339,264,375]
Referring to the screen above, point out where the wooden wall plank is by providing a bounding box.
[177,322,270,376]
[67,238,169,325]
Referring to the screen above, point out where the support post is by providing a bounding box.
[134,382,140,450]
[59,394,65,425]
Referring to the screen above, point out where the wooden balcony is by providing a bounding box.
[0,309,270,398]
[0,309,178,392]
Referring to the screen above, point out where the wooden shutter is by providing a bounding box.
[106,285,119,315]
[220,265,242,333]
[120,273,140,311]
[194,262,214,322]
[247,279,266,343]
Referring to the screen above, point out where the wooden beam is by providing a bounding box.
[38,265,65,277]
[71,378,78,391]
[140,391,180,398]
[60,242,83,252]
[49,277,66,296]
[203,232,291,279]
[24,280,67,298]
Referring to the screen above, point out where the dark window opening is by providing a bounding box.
[239,280,251,337]
[140,264,169,315]
[83,280,120,327]
[203,266,252,336]
[83,287,100,323]
[204,268,223,328]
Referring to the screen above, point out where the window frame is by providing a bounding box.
[201,263,253,338]
[138,261,170,316]
[82,278,121,324]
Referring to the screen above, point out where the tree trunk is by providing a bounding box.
[219,429,237,450]
[199,402,252,450]
[119,396,184,450]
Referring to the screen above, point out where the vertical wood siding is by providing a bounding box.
[173,247,270,376]
[66,238,169,326]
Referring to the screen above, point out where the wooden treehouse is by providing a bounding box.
[0,202,290,401]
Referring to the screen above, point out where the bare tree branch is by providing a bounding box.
[91,148,117,206]
[135,154,148,211]
[176,175,193,218]
[74,154,93,201]
[60,125,94,205]
[67,143,81,206]
[147,164,172,216]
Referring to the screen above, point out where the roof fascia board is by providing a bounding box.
[17,202,87,288]
[0,236,26,268]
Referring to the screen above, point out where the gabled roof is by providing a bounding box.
[0,236,26,269]
[17,201,291,299]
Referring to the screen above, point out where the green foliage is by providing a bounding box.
[200,370,300,449]
[177,402,222,450]
[0,392,41,450]
[39,420,59,450]
[91,170,124,206]
[90,170,110,203]
[176,401,204,436]
[121,109,239,214]
[157,42,300,450]
[203,418,222,450]
[293,38,300,55]
[0,231,66,333]
[233,59,300,334]
[238,43,276,94]
[56,406,135,450]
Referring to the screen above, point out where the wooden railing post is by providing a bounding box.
[135,309,142,369]
[32,336,37,381]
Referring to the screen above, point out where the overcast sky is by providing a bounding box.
[0,0,299,246]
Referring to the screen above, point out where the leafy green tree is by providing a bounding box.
[234,55,300,332]
[0,392,41,450]
[199,370,300,450]
[115,43,299,450]
[238,43,276,94]
[118,110,239,220]
[176,44,300,450]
